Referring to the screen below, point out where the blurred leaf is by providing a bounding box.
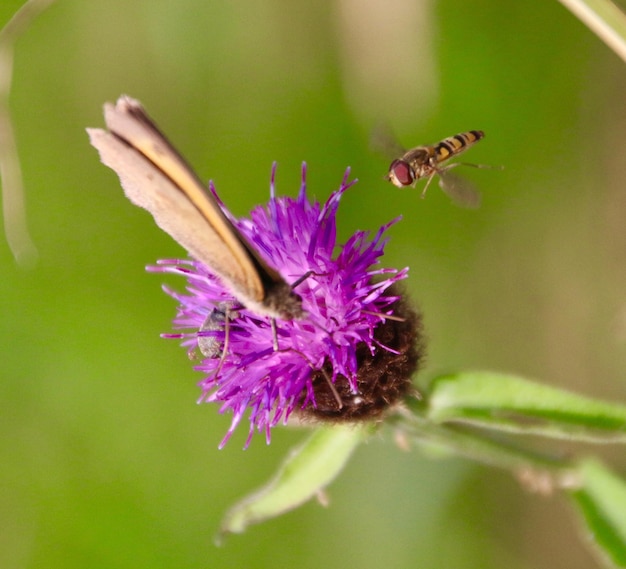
[426,371,626,442]
[218,424,369,539]
[569,459,626,568]
[557,0,626,64]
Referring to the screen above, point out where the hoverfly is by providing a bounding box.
[384,130,487,208]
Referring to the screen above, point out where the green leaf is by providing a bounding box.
[218,424,368,540]
[569,459,626,568]
[425,371,626,442]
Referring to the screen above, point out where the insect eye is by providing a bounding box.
[390,160,414,186]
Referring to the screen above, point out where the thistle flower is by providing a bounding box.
[150,164,423,447]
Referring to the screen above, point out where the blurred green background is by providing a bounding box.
[2,1,626,567]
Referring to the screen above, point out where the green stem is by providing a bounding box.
[394,406,579,489]
[558,0,626,63]
[0,0,54,268]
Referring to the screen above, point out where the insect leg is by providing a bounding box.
[420,172,438,199]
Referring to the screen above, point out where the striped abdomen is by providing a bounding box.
[434,130,484,163]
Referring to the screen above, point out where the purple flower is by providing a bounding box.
[149,164,422,448]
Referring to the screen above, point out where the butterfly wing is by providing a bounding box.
[88,97,294,315]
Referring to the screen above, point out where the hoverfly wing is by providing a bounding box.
[438,167,481,209]
[370,123,406,161]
